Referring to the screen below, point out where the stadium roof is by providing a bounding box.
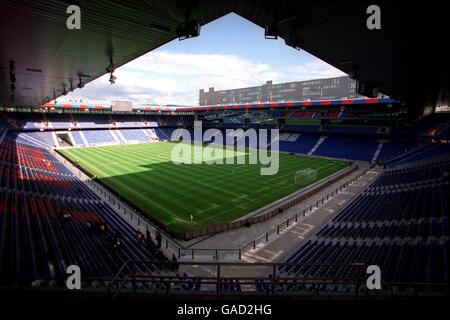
[1,1,449,110]
[135,98,400,112]
[40,97,399,112]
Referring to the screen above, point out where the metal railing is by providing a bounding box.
[106,260,368,300]
[239,168,371,256]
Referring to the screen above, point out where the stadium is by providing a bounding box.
[0,0,449,307]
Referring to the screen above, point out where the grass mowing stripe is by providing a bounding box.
[59,142,349,232]
[61,148,189,222]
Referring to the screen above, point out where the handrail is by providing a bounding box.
[107,260,367,300]
[239,166,369,255]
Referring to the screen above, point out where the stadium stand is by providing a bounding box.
[119,129,150,143]
[279,135,320,154]
[385,143,450,166]
[313,136,379,161]
[70,131,86,146]
[281,158,449,292]
[0,134,170,286]
[0,109,448,294]
[0,112,196,131]
[326,125,379,135]
[83,130,116,145]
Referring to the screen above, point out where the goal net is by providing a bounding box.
[294,168,317,184]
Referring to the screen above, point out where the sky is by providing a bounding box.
[63,13,347,106]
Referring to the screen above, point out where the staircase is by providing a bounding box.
[141,129,151,141]
[308,136,327,155]
[372,141,384,161]
[115,130,127,143]
[385,143,430,165]
[52,132,60,147]
[67,131,77,146]
[0,128,7,145]
[109,130,122,144]
[20,133,49,148]
[79,131,89,146]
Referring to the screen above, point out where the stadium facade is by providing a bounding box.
[199,76,363,106]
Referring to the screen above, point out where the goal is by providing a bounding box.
[294,168,317,184]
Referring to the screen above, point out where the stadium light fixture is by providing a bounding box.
[106,63,114,74]
[264,22,278,39]
[109,73,116,85]
[77,77,84,89]
[106,56,115,74]
[176,19,201,40]
[284,28,303,51]
[340,60,357,79]
[9,60,16,83]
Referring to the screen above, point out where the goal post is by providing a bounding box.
[294,168,317,184]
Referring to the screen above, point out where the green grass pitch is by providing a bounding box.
[59,142,350,233]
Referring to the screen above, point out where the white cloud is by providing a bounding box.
[288,59,347,81]
[63,51,347,106]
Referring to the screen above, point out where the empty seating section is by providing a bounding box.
[0,112,196,130]
[120,129,149,142]
[113,115,146,128]
[279,135,319,154]
[334,184,448,223]
[313,137,378,161]
[158,116,187,127]
[21,132,55,147]
[408,113,450,136]
[3,127,436,162]
[0,162,94,198]
[282,159,450,289]
[282,125,320,133]
[74,114,111,129]
[283,240,448,288]
[224,114,249,124]
[0,114,16,129]
[1,111,443,162]
[437,126,450,139]
[377,140,418,162]
[83,130,115,145]
[317,220,449,240]
[155,128,176,140]
[0,136,165,286]
[0,191,160,285]
[70,131,85,146]
[372,161,449,187]
[1,112,43,129]
[387,143,450,166]
[327,125,378,135]
[45,114,73,129]
[279,133,300,141]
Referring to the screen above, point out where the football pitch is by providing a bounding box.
[59,142,350,233]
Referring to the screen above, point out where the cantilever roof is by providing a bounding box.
[2,1,448,109]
